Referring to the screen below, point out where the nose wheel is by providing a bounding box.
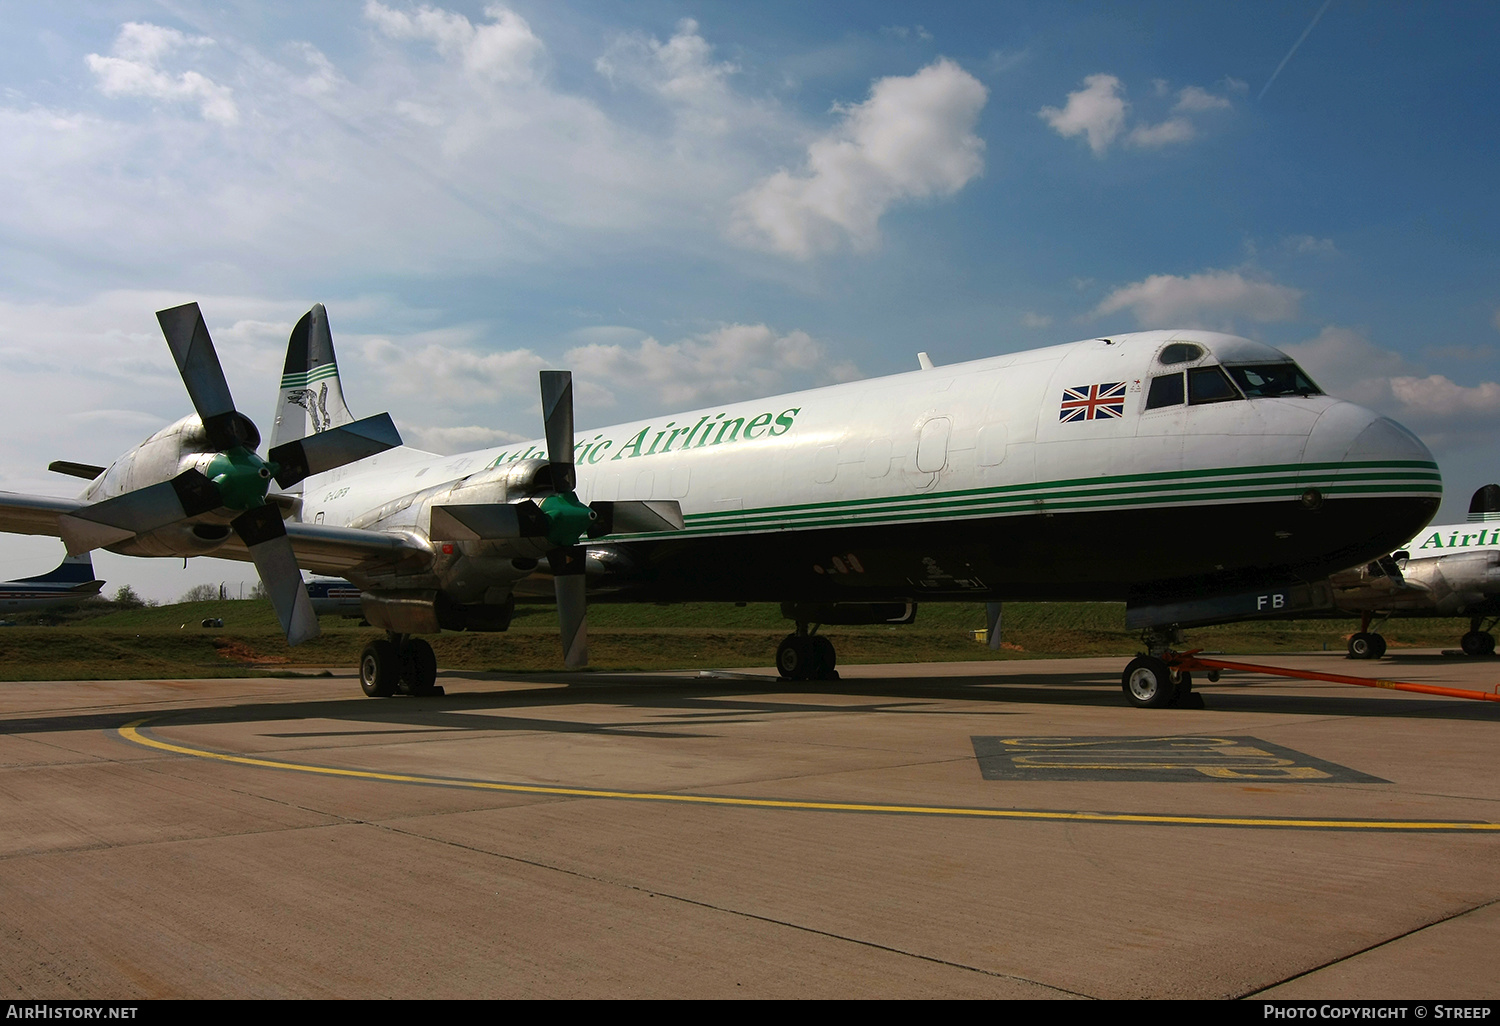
[1347,632,1387,659]
[1460,630,1496,657]
[1123,627,1206,708]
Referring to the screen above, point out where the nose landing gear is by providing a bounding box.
[1461,617,1498,657]
[1347,613,1388,660]
[1122,627,1205,708]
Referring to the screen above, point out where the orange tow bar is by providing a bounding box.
[1166,651,1500,703]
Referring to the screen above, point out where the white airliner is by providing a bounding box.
[0,303,1441,707]
[0,551,103,611]
[1310,484,1500,659]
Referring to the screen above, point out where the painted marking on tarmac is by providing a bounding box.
[119,719,1500,833]
[972,735,1388,783]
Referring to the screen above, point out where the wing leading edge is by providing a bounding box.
[0,490,428,577]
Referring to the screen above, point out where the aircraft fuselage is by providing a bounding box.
[296,329,1440,611]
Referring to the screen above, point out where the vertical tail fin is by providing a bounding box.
[19,552,99,586]
[269,304,356,458]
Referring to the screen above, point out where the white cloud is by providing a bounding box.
[1095,269,1302,328]
[3,9,989,297]
[1285,326,1500,453]
[1174,85,1231,112]
[364,2,543,84]
[1020,312,1052,328]
[1127,117,1195,148]
[1038,73,1126,156]
[732,58,987,258]
[595,19,758,138]
[361,333,548,404]
[1286,234,1339,255]
[1040,74,1231,155]
[404,424,529,453]
[85,22,238,125]
[565,323,860,408]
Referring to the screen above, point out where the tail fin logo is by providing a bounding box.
[286,383,331,433]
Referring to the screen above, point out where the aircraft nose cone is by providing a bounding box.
[1304,401,1436,467]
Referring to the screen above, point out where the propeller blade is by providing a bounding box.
[540,370,575,492]
[157,303,233,420]
[587,499,684,537]
[268,413,403,488]
[547,545,588,668]
[985,602,1003,651]
[157,303,259,450]
[429,500,543,542]
[232,503,320,645]
[57,470,223,554]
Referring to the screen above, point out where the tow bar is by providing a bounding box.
[1165,651,1500,704]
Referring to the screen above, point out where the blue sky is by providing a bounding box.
[1,1,1497,600]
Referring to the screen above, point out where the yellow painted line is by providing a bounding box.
[118,720,1500,833]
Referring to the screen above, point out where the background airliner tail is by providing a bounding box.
[16,552,99,586]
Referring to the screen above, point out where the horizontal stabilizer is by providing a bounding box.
[588,500,684,536]
[268,413,402,488]
[48,461,106,481]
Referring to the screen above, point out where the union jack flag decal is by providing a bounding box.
[1059,382,1127,422]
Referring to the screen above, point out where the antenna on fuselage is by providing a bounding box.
[917,352,935,370]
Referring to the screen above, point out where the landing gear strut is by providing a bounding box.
[1460,617,1497,657]
[776,623,839,681]
[360,633,443,697]
[1122,627,1204,709]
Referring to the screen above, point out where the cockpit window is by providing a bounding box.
[1146,373,1185,409]
[1225,363,1323,398]
[1187,366,1241,405]
[1159,343,1204,365]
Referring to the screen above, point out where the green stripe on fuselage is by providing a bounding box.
[597,458,1440,540]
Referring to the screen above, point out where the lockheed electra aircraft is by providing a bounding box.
[0,303,1442,708]
[1299,484,1500,660]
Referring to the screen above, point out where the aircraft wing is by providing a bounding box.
[0,491,88,535]
[0,490,427,577]
[179,522,431,577]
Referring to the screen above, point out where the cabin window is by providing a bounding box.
[1146,373,1185,409]
[813,445,839,483]
[1187,366,1241,405]
[976,423,1008,466]
[1225,363,1323,398]
[1158,343,1204,365]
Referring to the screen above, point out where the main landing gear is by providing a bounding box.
[1121,627,1206,709]
[1347,613,1388,660]
[360,633,443,697]
[776,623,839,681]
[1461,617,1498,657]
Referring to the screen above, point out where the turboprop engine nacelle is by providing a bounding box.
[346,459,560,601]
[79,413,272,558]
